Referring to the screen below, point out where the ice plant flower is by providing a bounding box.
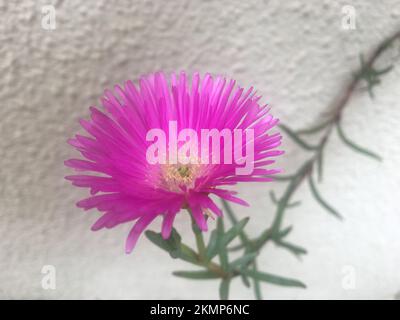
[65,72,283,253]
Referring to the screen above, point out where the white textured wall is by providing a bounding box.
[1,0,400,299]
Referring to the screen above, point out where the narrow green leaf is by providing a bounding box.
[308,175,342,219]
[222,217,250,246]
[375,65,393,75]
[145,230,199,263]
[287,200,301,208]
[279,124,318,151]
[217,218,229,272]
[276,226,293,239]
[170,228,182,247]
[358,54,375,98]
[230,252,258,270]
[145,230,170,251]
[240,274,251,288]
[336,121,382,161]
[145,230,180,257]
[267,174,296,181]
[189,213,207,259]
[316,147,324,183]
[269,161,312,236]
[254,228,273,247]
[227,243,246,252]
[296,119,332,135]
[367,83,375,99]
[275,239,307,257]
[221,199,238,224]
[269,204,286,238]
[252,262,262,300]
[173,270,220,280]
[357,54,393,99]
[205,229,219,260]
[221,200,250,244]
[380,37,395,51]
[269,190,279,204]
[178,243,200,264]
[244,270,306,288]
[219,278,230,300]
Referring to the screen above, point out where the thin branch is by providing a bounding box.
[253,29,400,250]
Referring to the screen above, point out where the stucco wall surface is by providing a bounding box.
[1,0,400,299]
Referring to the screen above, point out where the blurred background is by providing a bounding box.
[1,0,400,299]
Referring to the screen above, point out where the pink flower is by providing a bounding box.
[65,72,283,253]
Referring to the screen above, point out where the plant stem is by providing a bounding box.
[170,30,400,300]
[186,209,231,278]
[252,261,262,300]
[188,213,206,260]
[222,30,400,299]
[253,29,400,250]
[222,200,251,244]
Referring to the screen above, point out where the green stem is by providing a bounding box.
[186,209,228,278]
[222,200,251,244]
[189,214,206,260]
[252,261,262,300]
[217,217,229,273]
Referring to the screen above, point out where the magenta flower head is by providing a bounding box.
[65,72,283,253]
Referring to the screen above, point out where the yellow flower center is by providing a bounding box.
[161,163,200,192]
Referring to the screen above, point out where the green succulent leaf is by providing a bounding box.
[275,239,307,257]
[268,174,296,181]
[240,274,251,288]
[145,229,181,258]
[221,200,250,244]
[287,200,302,208]
[217,218,229,272]
[279,124,318,151]
[276,226,293,239]
[173,270,220,280]
[356,53,394,99]
[252,263,262,300]
[336,121,382,162]
[316,146,324,182]
[222,217,250,246]
[230,252,258,270]
[205,229,219,260]
[145,229,198,263]
[243,270,306,288]
[219,278,231,300]
[269,190,279,204]
[296,119,332,135]
[178,244,201,264]
[308,175,342,219]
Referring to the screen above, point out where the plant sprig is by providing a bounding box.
[146,29,400,299]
